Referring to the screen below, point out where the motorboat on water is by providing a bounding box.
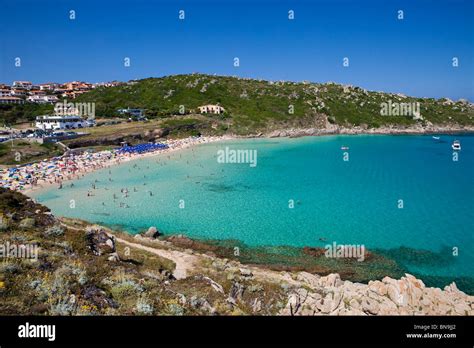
[452,140,461,151]
[341,146,349,150]
[432,136,440,140]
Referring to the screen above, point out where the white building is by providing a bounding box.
[198,104,225,114]
[39,83,60,91]
[10,89,26,97]
[0,96,24,104]
[12,81,32,90]
[27,95,59,104]
[35,115,88,130]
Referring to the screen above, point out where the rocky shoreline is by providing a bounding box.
[280,272,473,315]
[262,124,474,138]
[134,231,474,315]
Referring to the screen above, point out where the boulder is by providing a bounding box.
[251,298,262,313]
[361,297,380,315]
[202,277,224,294]
[228,282,245,302]
[405,273,425,289]
[444,282,460,293]
[143,226,161,238]
[107,252,120,262]
[189,296,215,314]
[85,227,116,256]
[296,272,320,287]
[319,273,342,288]
[368,280,387,296]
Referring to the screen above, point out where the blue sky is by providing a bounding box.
[1,0,473,100]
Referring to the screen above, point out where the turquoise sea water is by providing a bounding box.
[32,135,474,287]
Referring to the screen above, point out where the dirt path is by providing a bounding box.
[114,237,201,280]
[60,220,308,285]
[60,221,201,279]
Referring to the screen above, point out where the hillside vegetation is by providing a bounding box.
[2,74,473,134]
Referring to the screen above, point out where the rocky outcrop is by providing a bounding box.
[265,124,474,138]
[280,272,474,315]
[142,226,161,239]
[85,226,119,261]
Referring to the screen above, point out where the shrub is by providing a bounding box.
[43,225,65,237]
[110,279,143,301]
[49,294,77,315]
[135,296,154,315]
[0,261,21,274]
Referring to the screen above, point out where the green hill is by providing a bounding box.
[2,74,473,134]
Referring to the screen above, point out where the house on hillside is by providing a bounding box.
[0,89,11,97]
[13,81,32,90]
[35,115,88,130]
[198,104,225,114]
[27,95,59,104]
[0,96,24,104]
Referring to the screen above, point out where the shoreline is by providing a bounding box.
[59,217,474,298]
[15,135,233,195]
[73,219,474,295]
[260,124,474,138]
[4,125,473,196]
[56,218,474,315]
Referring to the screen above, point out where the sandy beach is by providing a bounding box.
[0,135,232,196]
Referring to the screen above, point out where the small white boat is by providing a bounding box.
[341,146,349,150]
[452,140,461,151]
[432,136,440,140]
